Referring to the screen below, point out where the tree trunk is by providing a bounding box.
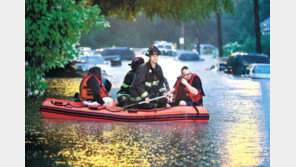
[216,13,223,58]
[253,0,262,53]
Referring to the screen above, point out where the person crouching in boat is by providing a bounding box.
[79,66,113,107]
[172,66,205,106]
[116,57,145,107]
[129,46,171,109]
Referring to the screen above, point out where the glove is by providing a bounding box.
[167,93,175,103]
[103,97,113,107]
[82,101,100,106]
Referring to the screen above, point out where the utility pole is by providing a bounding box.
[216,13,223,58]
[195,22,200,54]
[253,0,262,53]
[180,22,185,49]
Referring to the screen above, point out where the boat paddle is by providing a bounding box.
[123,88,175,110]
[122,95,167,110]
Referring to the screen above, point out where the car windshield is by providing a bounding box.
[103,50,121,56]
[165,45,172,49]
[237,55,270,66]
[81,56,103,62]
[161,50,175,56]
[103,49,132,55]
[141,50,147,54]
[179,53,200,60]
[253,65,270,74]
[158,45,164,49]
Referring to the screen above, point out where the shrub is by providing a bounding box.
[222,42,243,57]
[25,0,109,96]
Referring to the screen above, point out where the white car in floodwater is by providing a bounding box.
[249,63,270,79]
[136,48,149,62]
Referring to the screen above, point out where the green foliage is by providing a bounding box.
[223,35,270,57]
[91,0,234,23]
[80,0,269,54]
[80,15,183,49]
[222,42,243,57]
[78,0,234,49]
[261,35,270,56]
[25,0,109,96]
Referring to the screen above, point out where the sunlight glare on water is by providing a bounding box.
[26,56,270,166]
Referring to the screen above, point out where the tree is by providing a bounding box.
[88,0,234,23]
[25,0,108,96]
[90,0,234,53]
[218,0,269,56]
[216,12,223,57]
[253,0,262,53]
[79,0,234,49]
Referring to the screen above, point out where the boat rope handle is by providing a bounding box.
[192,105,200,116]
[50,100,85,108]
[50,100,197,113]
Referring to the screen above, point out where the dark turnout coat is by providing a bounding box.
[129,62,166,102]
[117,70,136,96]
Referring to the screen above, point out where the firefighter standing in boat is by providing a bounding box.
[129,46,170,109]
[173,66,205,106]
[116,57,145,107]
[79,66,113,106]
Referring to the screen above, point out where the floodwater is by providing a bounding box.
[25,55,270,166]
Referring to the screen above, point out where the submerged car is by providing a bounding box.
[199,44,218,55]
[175,51,204,61]
[102,47,135,60]
[224,52,270,75]
[249,63,270,79]
[160,49,177,57]
[137,48,149,61]
[74,54,106,71]
[210,57,228,71]
[153,41,176,51]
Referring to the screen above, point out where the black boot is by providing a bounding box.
[73,93,80,102]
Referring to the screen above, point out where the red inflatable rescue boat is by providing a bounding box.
[40,99,209,122]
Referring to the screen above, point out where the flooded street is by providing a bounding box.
[25,55,270,166]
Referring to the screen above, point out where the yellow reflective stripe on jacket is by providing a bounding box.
[141,91,148,98]
[152,80,159,86]
[145,82,152,87]
[130,96,141,102]
[145,80,159,87]
[159,87,166,93]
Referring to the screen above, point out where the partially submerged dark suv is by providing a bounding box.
[224,52,270,75]
[102,47,135,60]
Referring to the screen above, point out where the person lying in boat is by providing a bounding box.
[129,46,171,109]
[116,57,145,107]
[78,66,113,107]
[172,66,205,106]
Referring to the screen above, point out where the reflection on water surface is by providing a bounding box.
[26,57,270,166]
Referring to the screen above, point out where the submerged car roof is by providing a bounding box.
[177,51,198,55]
[230,52,268,57]
[104,47,131,50]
